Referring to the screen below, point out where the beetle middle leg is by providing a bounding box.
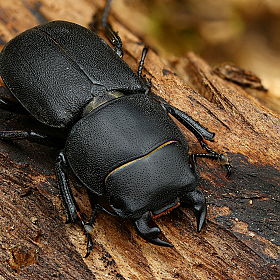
[56,151,93,257]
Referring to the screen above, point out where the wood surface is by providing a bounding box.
[0,0,279,279]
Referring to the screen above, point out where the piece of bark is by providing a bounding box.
[213,64,268,92]
[0,0,279,279]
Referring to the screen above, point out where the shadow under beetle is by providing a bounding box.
[0,0,231,257]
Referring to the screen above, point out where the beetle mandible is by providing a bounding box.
[0,0,231,257]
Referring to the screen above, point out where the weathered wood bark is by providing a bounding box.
[0,0,279,279]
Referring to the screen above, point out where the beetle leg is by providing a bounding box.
[76,211,94,258]
[56,152,95,257]
[163,103,215,145]
[180,189,207,233]
[137,47,152,92]
[104,23,123,58]
[132,211,173,247]
[137,47,148,78]
[0,96,64,147]
[56,152,79,223]
[194,153,232,177]
[162,103,232,176]
[102,0,123,58]
[0,96,29,114]
[0,130,64,147]
[84,204,100,233]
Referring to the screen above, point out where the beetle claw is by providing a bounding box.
[84,232,93,258]
[193,203,207,233]
[224,163,232,178]
[180,189,207,232]
[216,153,232,178]
[150,237,173,247]
[132,212,173,247]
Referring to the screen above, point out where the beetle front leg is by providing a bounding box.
[56,152,79,223]
[163,103,215,145]
[194,152,231,177]
[163,103,232,176]
[56,151,94,257]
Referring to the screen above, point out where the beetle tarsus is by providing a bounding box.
[200,138,215,154]
[224,163,232,178]
[0,129,63,147]
[105,23,123,58]
[138,47,148,78]
[84,232,93,258]
[102,0,123,58]
[194,152,232,177]
[74,211,94,258]
[102,0,113,28]
[137,46,151,92]
[85,204,100,229]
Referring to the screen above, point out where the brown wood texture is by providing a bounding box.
[0,0,279,279]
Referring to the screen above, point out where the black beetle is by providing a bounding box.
[0,0,230,257]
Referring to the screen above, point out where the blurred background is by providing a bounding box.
[112,0,280,114]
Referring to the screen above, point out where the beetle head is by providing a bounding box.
[105,141,197,218]
[105,141,202,245]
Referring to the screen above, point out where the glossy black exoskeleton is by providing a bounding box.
[0,0,231,257]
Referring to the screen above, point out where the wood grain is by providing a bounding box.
[0,0,279,279]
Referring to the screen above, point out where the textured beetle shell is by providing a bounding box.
[0,21,147,128]
[65,94,191,197]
